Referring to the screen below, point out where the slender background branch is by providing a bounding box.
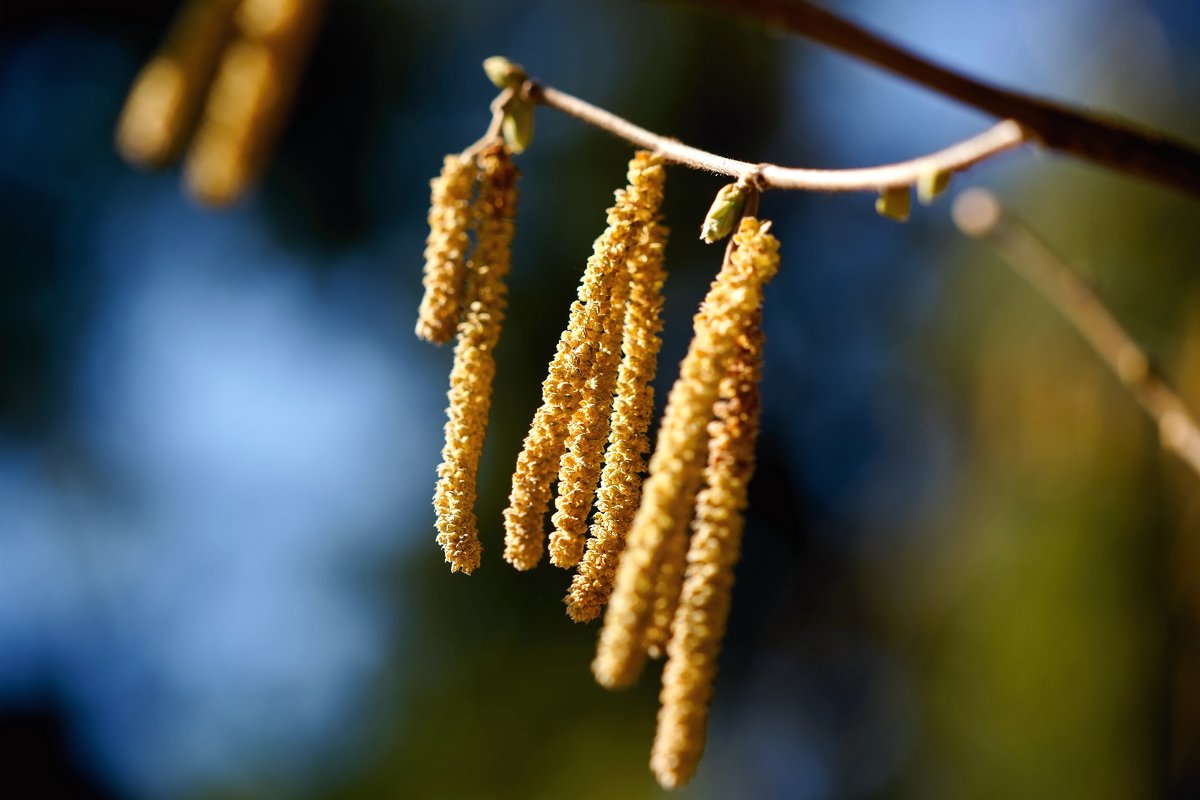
[954,189,1200,478]
[683,0,1200,200]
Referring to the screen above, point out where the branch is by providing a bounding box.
[954,189,1200,479]
[683,0,1200,200]
[525,82,1027,193]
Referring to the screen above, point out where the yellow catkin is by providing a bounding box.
[642,495,690,659]
[502,151,663,571]
[549,155,666,568]
[547,268,631,567]
[565,222,668,621]
[416,154,477,344]
[237,0,305,40]
[115,0,240,167]
[433,146,519,574]
[592,217,779,690]
[184,0,325,205]
[651,314,765,790]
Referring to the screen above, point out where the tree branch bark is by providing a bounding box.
[683,0,1200,200]
[526,82,1027,193]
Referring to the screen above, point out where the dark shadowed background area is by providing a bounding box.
[2,1,1200,798]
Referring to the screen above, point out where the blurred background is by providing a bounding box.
[2,0,1199,797]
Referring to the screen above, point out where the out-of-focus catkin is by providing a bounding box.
[116,0,240,167]
[641,497,690,659]
[549,153,666,569]
[503,151,663,571]
[565,222,667,621]
[651,313,765,790]
[184,0,325,205]
[417,154,477,344]
[592,217,779,690]
[237,0,307,39]
[433,145,519,574]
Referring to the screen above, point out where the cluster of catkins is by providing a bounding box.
[115,0,324,205]
[418,131,779,787]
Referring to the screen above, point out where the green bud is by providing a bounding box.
[501,98,534,154]
[875,186,911,222]
[699,183,746,243]
[483,56,526,90]
[916,168,951,205]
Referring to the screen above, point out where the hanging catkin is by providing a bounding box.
[549,155,667,568]
[547,264,632,568]
[564,221,668,621]
[503,151,664,570]
[416,154,477,344]
[651,311,765,789]
[433,145,519,574]
[592,217,779,690]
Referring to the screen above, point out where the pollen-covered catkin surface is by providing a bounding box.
[592,216,779,690]
[642,496,690,659]
[565,222,668,621]
[547,266,631,568]
[433,145,518,574]
[417,154,477,344]
[503,151,663,571]
[549,154,666,569]
[651,314,765,790]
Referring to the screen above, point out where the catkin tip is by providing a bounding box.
[591,647,644,691]
[565,596,600,623]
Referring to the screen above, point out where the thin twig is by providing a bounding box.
[525,82,1027,193]
[954,189,1200,478]
[463,88,513,159]
[684,0,1200,200]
